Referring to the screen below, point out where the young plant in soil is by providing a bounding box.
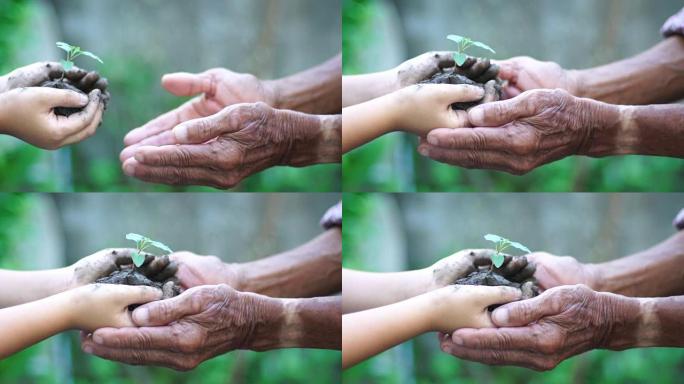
[42,42,104,116]
[454,234,540,300]
[96,233,181,299]
[422,34,504,110]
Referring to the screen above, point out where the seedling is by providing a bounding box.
[484,234,531,268]
[126,233,173,267]
[446,35,496,66]
[56,41,103,71]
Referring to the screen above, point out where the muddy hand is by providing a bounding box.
[497,56,578,99]
[120,68,275,159]
[82,284,284,371]
[441,284,641,371]
[70,248,177,287]
[394,51,457,87]
[0,62,108,100]
[419,89,621,175]
[122,102,328,189]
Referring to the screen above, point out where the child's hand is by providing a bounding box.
[67,284,162,331]
[388,84,484,135]
[0,61,108,95]
[424,285,521,332]
[69,248,178,288]
[0,87,104,149]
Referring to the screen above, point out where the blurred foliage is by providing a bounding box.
[0,0,340,192]
[342,0,684,192]
[0,195,341,382]
[342,194,684,383]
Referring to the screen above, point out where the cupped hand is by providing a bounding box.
[497,56,578,98]
[427,285,521,332]
[394,51,457,88]
[440,284,638,371]
[120,68,275,157]
[81,284,274,370]
[420,89,618,174]
[170,251,240,289]
[526,252,597,291]
[0,61,108,95]
[68,284,162,331]
[389,84,484,135]
[69,248,178,288]
[121,102,324,189]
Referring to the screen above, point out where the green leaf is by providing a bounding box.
[446,34,465,44]
[148,240,172,254]
[131,251,145,267]
[61,60,73,71]
[484,234,504,244]
[80,50,104,64]
[56,42,73,52]
[491,253,505,268]
[509,241,531,254]
[471,40,496,54]
[453,52,467,66]
[126,233,145,242]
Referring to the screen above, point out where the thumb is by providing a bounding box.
[36,88,89,108]
[474,286,522,308]
[131,288,198,326]
[434,84,484,105]
[468,96,529,127]
[172,104,249,144]
[491,292,551,326]
[162,72,213,97]
[117,285,163,307]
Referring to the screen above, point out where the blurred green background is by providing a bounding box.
[342,0,684,192]
[343,193,684,383]
[0,193,341,383]
[0,0,341,192]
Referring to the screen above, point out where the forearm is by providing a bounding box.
[247,295,341,351]
[237,229,341,298]
[342,94,397,153]
[574,36,684,105]
[581,100,684,159]
[269,54,341,114]
[342,71,397,107]
[589,232,684,297]
[0,292,72,358]
[0,268,72,307]
[342,295,429,369]
[342,268,430,313]
[285,112,341,166]
[606,294,684,350]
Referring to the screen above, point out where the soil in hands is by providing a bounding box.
[96,258,181,300]
[454,254,540,304]
[422,57,503,110]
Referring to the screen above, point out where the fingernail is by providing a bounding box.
[172,125,188,143]
[93,334,103,345]
[427,134,440,146]
[453,335,464,345]
[469,107,484,124]
[123,162,136,176]
[133,308,149,324]
[83,345,93,354]
[418,146,428,156]
[79,94,89,104]
[493,308,509,325]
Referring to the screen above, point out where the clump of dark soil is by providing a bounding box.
[422,57,503,110]
[40,78,86,116]
[97,265,181,299]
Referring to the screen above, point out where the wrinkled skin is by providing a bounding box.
[120,68,275,156]
[121,102,322,189]
[81,284,270,371]
[440,284,635,371]
[526,252,596,291]
[170,251,239,289]
[420,89,614,175]
[496,56,578,99]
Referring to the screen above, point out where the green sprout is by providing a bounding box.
[484,234,531,268]
[126,233,173,267]
[446,35,496,66]
[56,41,103,71]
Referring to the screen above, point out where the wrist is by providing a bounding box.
[239,292,286,350]
[282,111,340,166]
[575,97,624,157]
[263,79,284,109]
[417,289,444,332]
[601,292,650,350]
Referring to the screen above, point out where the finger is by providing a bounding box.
[120,131,177,161]
[471,286,522,307]
[60,95,104,145]
[108,248,135,266]
[53,89,101,136]
[510,263,536,282]
[426,127,510,150]
[123,97,204,147]
[441,342,547,370]
[474,64,500,84]
[138,254,170,278]
[468,96,533,127]
[162,72,214,97]
[172,111,241,144]
[491,292,555,327]
[131,290,201,326]
[122,158,232,188]
[133,144,240,168]
[429,84,485,105]
[450,326,540,351]
[82,338,187,369]
[93,77,109,93]
[423,146,527,175]
[64,66,88,83]
[77,71,101,91]
[462,58,490,79]
[114,285,163,306]
[152,260,178,282]
[494,255,528,279]
[36,87,89,109]
[466,249,497,266]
